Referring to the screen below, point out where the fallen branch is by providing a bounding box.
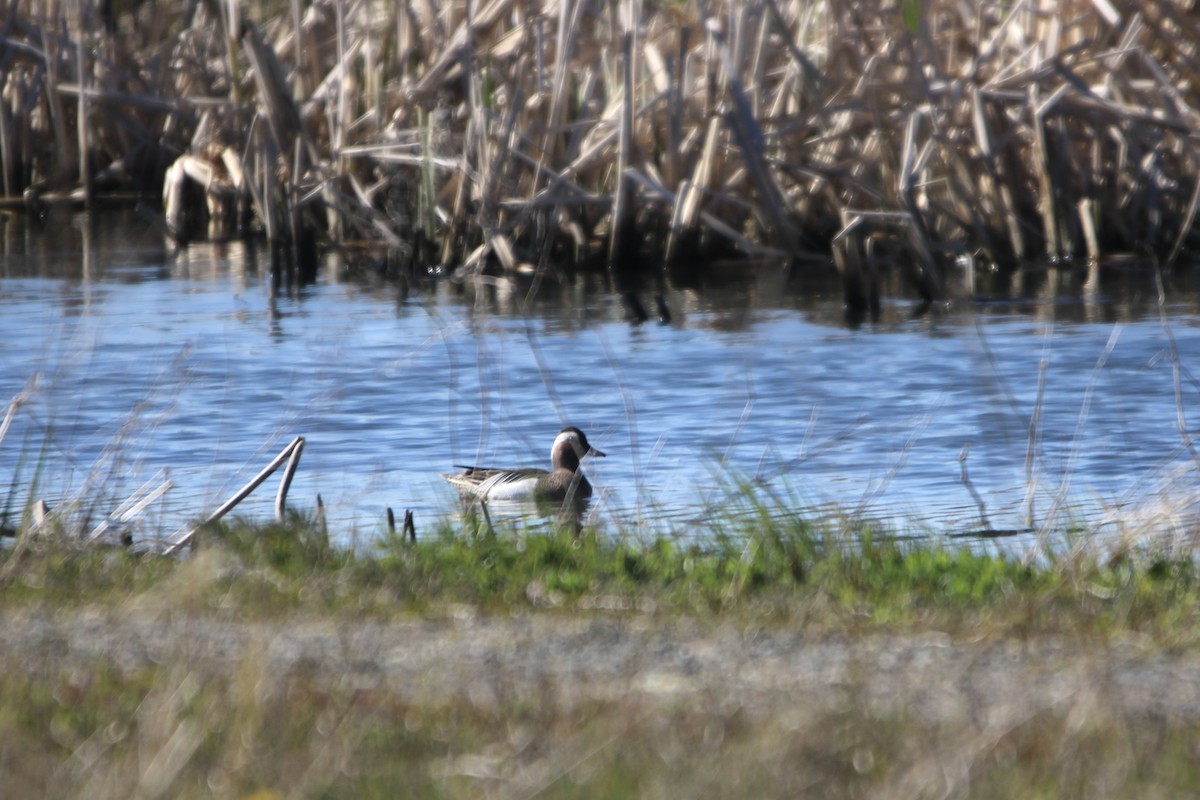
[164,436,305,555]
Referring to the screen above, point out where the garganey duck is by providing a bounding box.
[443,426,605,502]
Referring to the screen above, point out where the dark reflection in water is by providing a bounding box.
[2,207,1200,549]
[448,496,594,539]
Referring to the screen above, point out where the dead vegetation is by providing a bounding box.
[3,1,1200,307]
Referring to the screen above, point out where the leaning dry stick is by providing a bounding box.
[165,436,305,555]
[0,375,39,451]
[86,469,174,543]
[1025,337,1050,534]
[1040,324,1121,537]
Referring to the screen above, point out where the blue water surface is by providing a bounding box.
[3,208,1199,548]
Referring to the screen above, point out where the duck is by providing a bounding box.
[443,426,605,503]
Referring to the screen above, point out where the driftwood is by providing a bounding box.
[164,436,305,555]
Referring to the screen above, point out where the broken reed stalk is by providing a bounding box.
[73,0,91,206]
[958,442,992,533]
[8,1,1200,292]
[388,508,416,543]
[275,435,305,522]
[164,436,305,555]
[607,31,637,277]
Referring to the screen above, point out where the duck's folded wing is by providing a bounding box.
[477,469,543,497]
[444,466,545,499]
[442,466,510,495]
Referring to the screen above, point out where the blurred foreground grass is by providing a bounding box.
[2,509,1199,798]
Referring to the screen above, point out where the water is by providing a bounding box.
[3,207,1200,547]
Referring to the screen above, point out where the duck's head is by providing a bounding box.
[552,426,605,472]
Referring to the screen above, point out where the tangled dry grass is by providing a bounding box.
[4,1,1200,304]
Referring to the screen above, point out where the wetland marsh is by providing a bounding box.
[6,0,1200,795]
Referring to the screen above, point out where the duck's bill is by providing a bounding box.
[590,447,606,457]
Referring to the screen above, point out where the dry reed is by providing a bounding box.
[3,0,1199,305]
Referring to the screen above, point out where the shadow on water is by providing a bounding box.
[4,208,1200,550]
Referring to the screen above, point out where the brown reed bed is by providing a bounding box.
[2,1,1198,306]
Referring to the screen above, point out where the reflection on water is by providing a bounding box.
[449,496,596,540]
[3,207,1200,549]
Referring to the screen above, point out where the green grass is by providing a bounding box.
[5,504,1200,640]
[3,502,1200,798]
